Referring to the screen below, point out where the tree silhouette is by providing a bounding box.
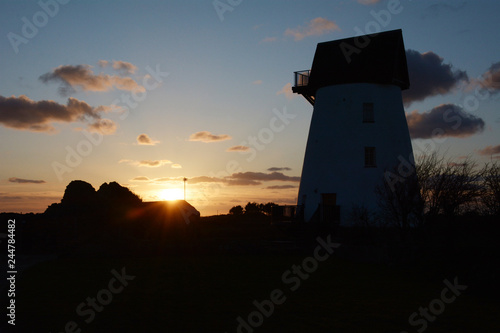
[61,180,96,206]
[229,205,243,215]
[244,202,260,214]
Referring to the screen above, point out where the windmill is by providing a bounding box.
[293,29,414,225]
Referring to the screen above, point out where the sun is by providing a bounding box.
[158,188,184,201]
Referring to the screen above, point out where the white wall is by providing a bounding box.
[297,83,414,224]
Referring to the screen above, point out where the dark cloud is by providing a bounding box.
[267,167,292,172]
[137,134,159,145]
[189,131,232,143]
[266,185,297,190]
[39,64,144,96]
[230,172,300,182]
[403,50,468,105]
[406,104,485,139]
[0,94,109,133]
[477,145,500,156]
[8,177,46,184]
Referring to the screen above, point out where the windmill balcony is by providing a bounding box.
[294,70,311,87]
[292,70,315,106]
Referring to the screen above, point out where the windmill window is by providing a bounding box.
[362,102,374,123]
[364,147,376,167]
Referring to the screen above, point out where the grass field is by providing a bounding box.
[10,251,498,333]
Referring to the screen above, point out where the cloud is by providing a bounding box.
[267,167,292,172]
[137,133,160,145]
[252,80,263,85]
[421,2,466,19]
[130,176,151,182]
[39,64,144,96]
[277,83,294,99]
[120,159,172,167]
[185,176,223,184]
[285,17,340,41]
[138,160,172,167]
[477,145,500,156]
[403,50,468,105]
[189,131,232,143]
[150,171,300,187]
[112,61,137,75]
[476,62,500,93]
[406,104,485,139]
[157,171,299,186]
[229,171,300,182]
[225,179,262,186]
[0,94,111,133]
[171,164,182,169]
[98,60,109,68]
[265,185,297,190]
[8,177,46,184]
[357,0,381,4]
[226,145,250,152]
[261,37,277,43]
[87,119,117,135]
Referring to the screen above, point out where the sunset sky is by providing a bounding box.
[1,0,500,216]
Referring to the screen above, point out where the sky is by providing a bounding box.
[1,0,499,216]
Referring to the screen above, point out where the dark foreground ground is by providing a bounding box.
[6,251,500,332]
[2,213,499,332]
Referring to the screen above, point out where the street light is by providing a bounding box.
[183,177,187,201]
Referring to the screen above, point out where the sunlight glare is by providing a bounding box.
[158,188,184,201]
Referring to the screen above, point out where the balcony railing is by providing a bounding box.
[294,70,311,87]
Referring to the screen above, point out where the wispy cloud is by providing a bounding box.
[87,119,117,135]
[403,50,468,105]
[137,133,160,145]
[267,167,292,172]
[130,176,151,182]
[189,131,232,143]
[285,17,340,41]
[111,60,137,75]
[261,37,277,43]
[120,159,172,168]
[171,164,182,169]
[252,80,263,85]
[39,64,144,96]
[277,83,294,99]
[477,145,500,156]
[0,94,113,134]
[265,185,297,190]
[475,61,500,93]
[134,170,300,187]
[357,0,381,5]
[406,104,484,139]
[8,177,46,184]
[230,171,300,182]
[226,145,250,152]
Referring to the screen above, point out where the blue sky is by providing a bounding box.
[1,0,499,215]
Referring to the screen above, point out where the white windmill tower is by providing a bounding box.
[293,29,414,225]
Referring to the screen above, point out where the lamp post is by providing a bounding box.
[183,177,187,201]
